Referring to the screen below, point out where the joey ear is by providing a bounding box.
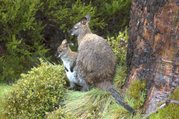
[62,39,68,45]
[62,39,67,43]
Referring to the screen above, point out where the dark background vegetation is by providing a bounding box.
[0,0,131,82]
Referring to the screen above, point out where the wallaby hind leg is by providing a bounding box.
[80,80,89,91]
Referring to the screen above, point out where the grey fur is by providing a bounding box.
[70,15,116,89]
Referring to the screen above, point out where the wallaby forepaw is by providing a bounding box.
[81,87,89,92]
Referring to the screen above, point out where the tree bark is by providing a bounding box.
[126,0,179,114]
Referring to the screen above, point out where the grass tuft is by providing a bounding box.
[63,88,139,119]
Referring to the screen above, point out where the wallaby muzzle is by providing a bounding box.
[68,29,74,36]
[55,52,59,58]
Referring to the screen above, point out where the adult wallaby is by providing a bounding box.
[69,14,135,113]
[56,39,89,91]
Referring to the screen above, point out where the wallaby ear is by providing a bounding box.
[85,13,91,22]
[62,39,68,46]
[80,14,91,25]
[62,39,67,44]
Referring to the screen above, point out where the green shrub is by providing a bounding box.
[0,0,47,82]
[107,29,128,65]
[3,59,66,119]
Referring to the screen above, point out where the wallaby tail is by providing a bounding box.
[108,87,136,114]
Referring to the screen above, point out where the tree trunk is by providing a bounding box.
[126,0,179,114]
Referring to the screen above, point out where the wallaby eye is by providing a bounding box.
[58,49,62,53]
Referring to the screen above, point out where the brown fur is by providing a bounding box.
[77,34,116,89]
[57,40,77,63]
[70,15,116,90]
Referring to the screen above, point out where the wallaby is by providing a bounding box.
[69,14,135,114]
[56,39,89,91]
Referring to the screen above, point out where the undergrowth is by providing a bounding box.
[150,88,179,119]
[50,88,143,119]
[126,80,147,109]
[47,65,145,119]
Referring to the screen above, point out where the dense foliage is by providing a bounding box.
[0,0,46,82]
[107,29,128,65]
[3,60,66,119]
[83,0,131,35]
[0,0,131,82]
